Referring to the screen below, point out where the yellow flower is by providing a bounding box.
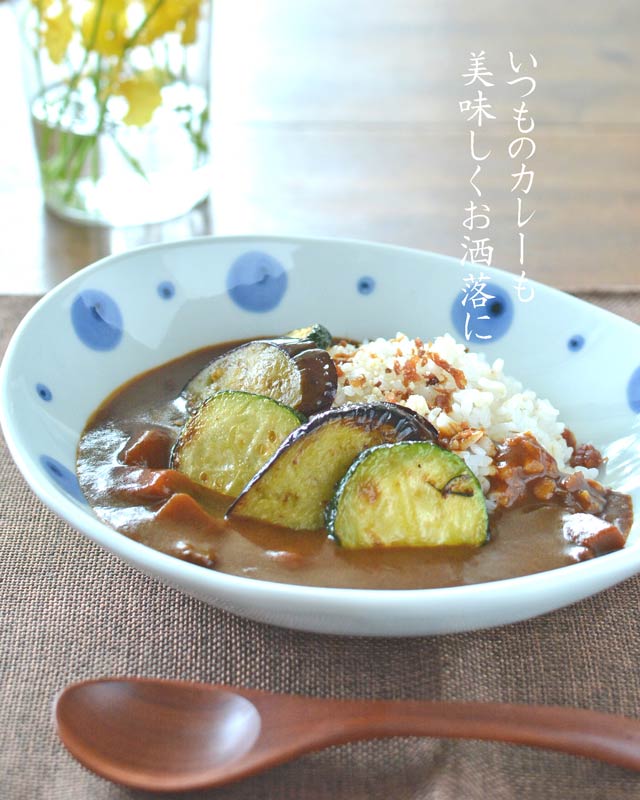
[136,0,180,44]
[43,1,74,64]
[136,0,201,46]
[81,0,129,57]
[180,4,200,45]
[117,72,162,125]
[31,0,55,13]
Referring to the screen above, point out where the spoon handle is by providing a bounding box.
[324,699,640,771]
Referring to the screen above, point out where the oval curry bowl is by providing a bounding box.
[1,235,639,636]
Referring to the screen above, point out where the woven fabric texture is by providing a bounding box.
[1,293,639,800]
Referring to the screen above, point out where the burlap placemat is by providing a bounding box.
[2,292,640,800]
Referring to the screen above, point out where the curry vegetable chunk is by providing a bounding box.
[182,338,337,417]
[326,442,489,548]
[227,403,438,530]
[171,391,304,497]
[283,323,333,350]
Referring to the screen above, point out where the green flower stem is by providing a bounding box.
[111,136,149,182]
[62,88,110,204]
[90,130,100,183]
[35,0,106,178]
[126,0,166,50]
[61,134,95,204]
[60,124,72,168]
[180,44,188,83]
[90,54,103,183]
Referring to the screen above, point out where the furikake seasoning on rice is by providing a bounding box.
[328,332,600,508]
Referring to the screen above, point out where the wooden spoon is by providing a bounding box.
[54,678,640,792]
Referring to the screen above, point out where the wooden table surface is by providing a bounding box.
[1,0,639,295]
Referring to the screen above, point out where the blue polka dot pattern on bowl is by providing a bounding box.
[40,455,86,503]
[450,281,514,344]
[36,383,52,402]
[226,251,288,312]
[157,281,175,300]
[357,276,376,295]
[628,366,640,413]
[568,335,585,352]
[71,289,123,351]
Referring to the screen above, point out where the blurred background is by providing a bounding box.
[1,0,639,294]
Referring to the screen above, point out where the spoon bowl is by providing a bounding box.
[55,677,640,792]
[56,681,263,789]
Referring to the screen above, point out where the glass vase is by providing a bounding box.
[16,0,212,226]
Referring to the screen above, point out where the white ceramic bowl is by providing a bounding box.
[2,235,639,636]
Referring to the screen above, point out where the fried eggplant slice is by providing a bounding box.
[171,390,305,497]
[283,324,333,349]
[326,442,488,549]
[183,339,337,416]
[226,403,438,530]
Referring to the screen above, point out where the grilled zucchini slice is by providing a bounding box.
[183,339,337,416]
[171,391,304,497]
[226,403,437,530]
[326,442,488,548]
[284,324,333,349]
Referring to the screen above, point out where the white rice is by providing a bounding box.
[328,333,598,503]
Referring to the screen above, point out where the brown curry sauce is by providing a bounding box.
[76,340,633,590]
